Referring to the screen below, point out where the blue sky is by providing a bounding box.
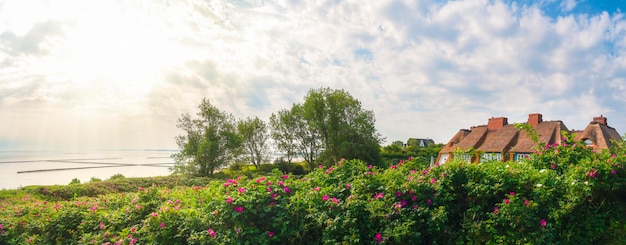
[1,0,625,151]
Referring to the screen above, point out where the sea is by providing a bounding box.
[0,150,177,190]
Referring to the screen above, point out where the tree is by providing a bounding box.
[269,108,298,164]
[291,104,322,169]
[172,98,242,176]
[302,87,383,166]
[238,116,271,169]
[270,104,321,170]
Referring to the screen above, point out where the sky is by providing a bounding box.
[1,0,626,151]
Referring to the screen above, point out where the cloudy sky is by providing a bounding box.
[1,0,625,151]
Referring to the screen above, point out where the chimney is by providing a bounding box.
[487,117,508,130]
[528,113,543,127]
[593,115,607,125]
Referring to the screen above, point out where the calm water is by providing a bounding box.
[0,150,176,190]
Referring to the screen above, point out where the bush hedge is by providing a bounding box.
[1,138,626,244]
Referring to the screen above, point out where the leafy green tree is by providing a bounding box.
[270,104,321,169]
[291,104,322,169]
[302,87,383,166]
[238,116,271,169]
[392,140,404,148]
[269,108,299,164]
[172,98,242,176]
[383,142,404,153]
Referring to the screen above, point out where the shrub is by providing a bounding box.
[2,140,626,244]
[108,173,125,180]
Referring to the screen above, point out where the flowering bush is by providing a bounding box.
[1,139,626,244]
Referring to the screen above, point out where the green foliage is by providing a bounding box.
[274,158,307,175]
[303,87,383,167]
[270,107,306,165]
[172,98,243,176]
[108,173,125,180]
[270,104,321,169]
[381,142,444,167]
[69,178,81,185]
[2,139,626,244]
[238,116,272,169]
[90,177,102,183]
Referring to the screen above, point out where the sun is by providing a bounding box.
[46,2,184,98]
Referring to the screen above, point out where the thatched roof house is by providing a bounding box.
[436,113,622,164]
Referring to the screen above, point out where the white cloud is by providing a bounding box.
[1,0,626,150]
[560,0,578,12]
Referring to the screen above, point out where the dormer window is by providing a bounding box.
[583,139,594,146]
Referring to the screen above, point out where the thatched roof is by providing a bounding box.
[573,121,622,149]
[437,114,622,163]
[510,121,568,153]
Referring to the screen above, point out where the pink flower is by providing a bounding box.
[268,231,274,237]
[331,198,340,204]
[401,200,408,206]
[99,222,105,230]
[160,222,166,229]
[586,169,598,178]
[131,227,136,233]
[412,195,417,201]
[540,219,547,227]
[368,164,373,169]
[323,195,330,201]
[238,188,246,193]
[612,169,617,175]
[284,187,290,193]
[551,164,557,170]
[345,183,351,189]
[504,199,510,204]
[408,156,413,161]
[426,199,432,206]
[226,197,233,203]
[151,212,158,217]
[375,232,382,243]
[256,177,266,183]
[493,206,499,214]
[509,192,515,196]
[524,199,530,205]
[281,175,289,179]
[314,187,321,192]
[129,238,137,244]
[396,191,402,197]
[207,228,216,237]
[234,206,244,212]
[430,178,437,184]
[374,193,384,199]
[394,203,402,209]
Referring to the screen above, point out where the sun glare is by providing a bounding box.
[49,2,183,98]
